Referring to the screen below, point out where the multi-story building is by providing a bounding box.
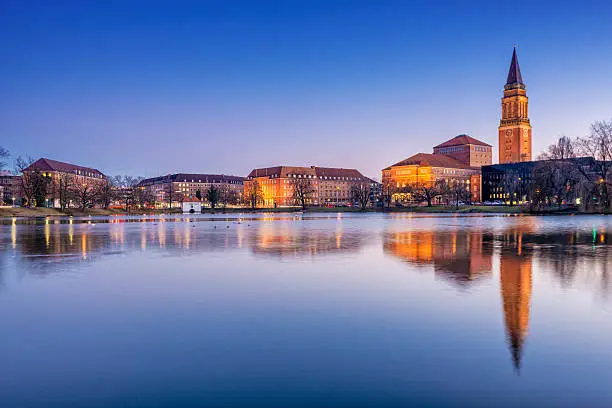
[382,134,490,203]
[245,165,370,207]
[315,167,369,206]
[0,171,21,205]
[23,158,107,207]
[481,157,602,204]
[499,47,532,164]
[138,173,244,208]
[433,134,492,167]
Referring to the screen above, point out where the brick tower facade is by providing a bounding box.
[499,47,532,164]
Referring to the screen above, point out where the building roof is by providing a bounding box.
[384,153,476,170]
[506,47,524,88]
[247,166,316,179]
[434,134,492,149]
[247,166,366,180]
[25,158,105,178]
[182,197,201,203]
[139,173,244,186]
[312,167,365,180]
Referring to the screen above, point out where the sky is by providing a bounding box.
[1,0,611,179]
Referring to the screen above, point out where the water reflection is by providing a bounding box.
[2,214,612,380]
[383,219,612,373]
[383,230,493,287]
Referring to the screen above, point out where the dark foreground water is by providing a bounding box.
[1,213,612,408]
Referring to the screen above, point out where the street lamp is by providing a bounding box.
[12,197,15,207]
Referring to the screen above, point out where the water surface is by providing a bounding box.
[1,213,611,407]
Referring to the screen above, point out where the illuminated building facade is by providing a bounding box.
[383,230,493,286]
[23,158,107,208]
[433,134,492,167]
[499,47,532,164]
[245,165,369,207]
[138,173,244,208]
[382,148,484,203]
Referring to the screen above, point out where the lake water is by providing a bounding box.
[1,213,612,407]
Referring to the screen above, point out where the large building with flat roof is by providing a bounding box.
[138,173,244,208]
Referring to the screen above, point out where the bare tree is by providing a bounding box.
[245,180,263,209]
[539,135,576,160]
[96,179,114,209]
[408,181,446,207]
[577,119,612,210]
[501,173,522,206]
[0,147,9,171]
[380,182,395,208]
[205,185,220,209]
[112,175,145,211]
[350,183,371,210]
[163,176,176,209]
[56,173,75,211]
[291,177,315,209]
[15,156,48,207]
[134,186,153,209]
[72,180,99,211]
[219,185,238,208]
[445,180,471,209]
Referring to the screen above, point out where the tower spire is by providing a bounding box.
[506,47,524,88]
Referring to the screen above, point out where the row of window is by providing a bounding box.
[258,174,363,181]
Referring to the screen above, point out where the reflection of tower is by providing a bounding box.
[500,250,532,372]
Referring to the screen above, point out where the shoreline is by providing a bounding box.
[1,205,609,218]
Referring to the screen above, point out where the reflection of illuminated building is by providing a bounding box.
[383,230,493,286]
[250,222,363,258]
[500,250,532,372]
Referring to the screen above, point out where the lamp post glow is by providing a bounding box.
[12,197,15,207]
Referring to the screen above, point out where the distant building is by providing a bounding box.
[0,172,21,205]
[245,165,370,207]
[23,158,107,207]
[182,197,202,214]
[138,173,244,208]
[499,47,532,164]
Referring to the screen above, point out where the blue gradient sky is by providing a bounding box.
[1,1,611,178]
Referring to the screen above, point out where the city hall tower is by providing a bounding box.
[499,47,532,163]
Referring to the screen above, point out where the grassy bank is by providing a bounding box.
[205,205,524,214]
[3,205,607,218]
[0,207,182,218]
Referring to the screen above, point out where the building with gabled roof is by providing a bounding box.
[22,158,107,208]
[25,158,106,180]
[433,135,492,167]
[382,134,490,203]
